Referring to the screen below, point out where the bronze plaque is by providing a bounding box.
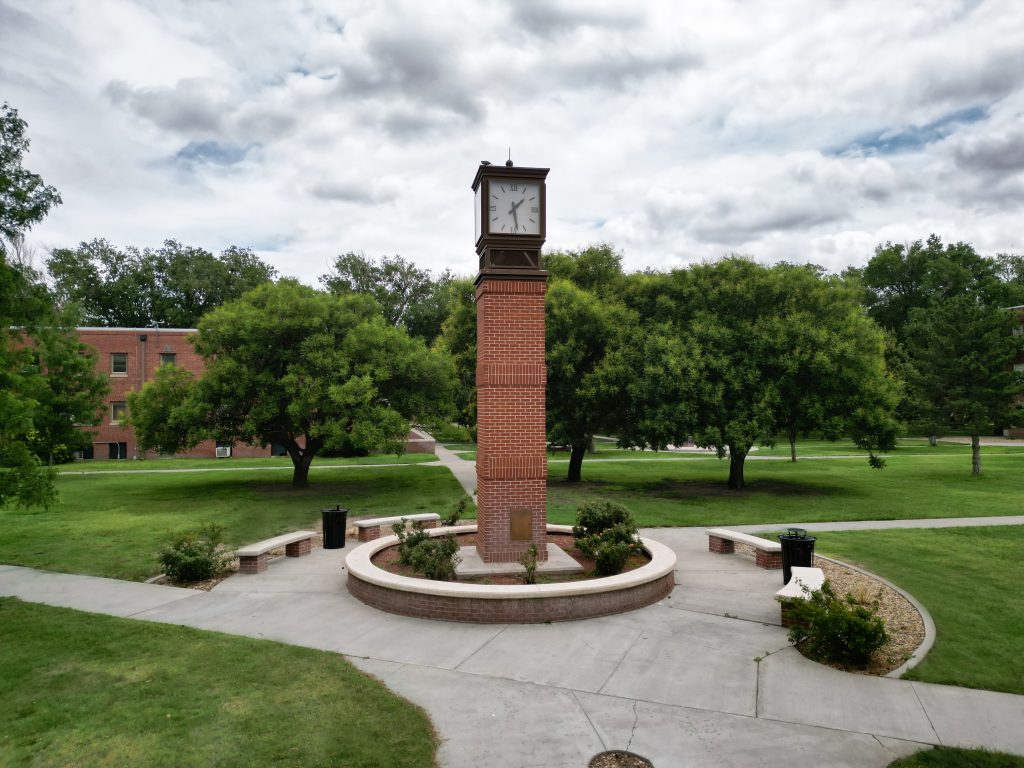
[510,509,532,541]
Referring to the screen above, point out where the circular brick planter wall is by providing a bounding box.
[345,524,678,623]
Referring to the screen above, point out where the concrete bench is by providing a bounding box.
[706,528,782,569]
[235,531,316,574]
[775,566,825,627]
[355,513,441,542]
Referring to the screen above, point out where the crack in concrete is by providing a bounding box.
[910,683,944,745]
[625,699,640,751]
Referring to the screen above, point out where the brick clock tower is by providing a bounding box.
[472,161,550,563]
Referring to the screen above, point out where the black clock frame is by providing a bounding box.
[472,163,548,283]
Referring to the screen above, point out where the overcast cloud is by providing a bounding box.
[3,0,1023,283]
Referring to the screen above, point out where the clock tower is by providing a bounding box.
[471,161,550,563]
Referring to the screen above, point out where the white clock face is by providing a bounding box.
[487,180,541,235]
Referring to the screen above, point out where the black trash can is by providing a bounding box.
[322,505,348,550]
[778,528,816,585]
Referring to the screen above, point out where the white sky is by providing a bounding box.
[3,0,1023,284]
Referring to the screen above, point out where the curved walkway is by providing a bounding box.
[2,515,1023,767]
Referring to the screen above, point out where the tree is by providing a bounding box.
[46,239,278,327]
[128,280,455,487]
[546,279,635,482]
[1,106,105,507]
[619,259,897,490]
[319,252,456,344]
[761,265,900,463]
[434,278,477,430]
[855,235,1012,341]
[543,243,625,298]
[1,102,62,256]
[906,297,1022,475]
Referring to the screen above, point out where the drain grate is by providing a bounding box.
[589,750,654,768]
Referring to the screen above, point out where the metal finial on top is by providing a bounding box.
[506,148,513,167]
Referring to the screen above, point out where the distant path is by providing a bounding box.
[433,444,476,500]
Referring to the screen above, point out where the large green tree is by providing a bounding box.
[1,103,61,256]
[46,239,278,328]
[546,279,635,482]
[319,252,457,344]
[1,105,106,507]
[128,281,454,487]
[619,259,898,489]
[906,297,1022,475]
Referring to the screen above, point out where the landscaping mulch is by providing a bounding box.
[813,554,926,676]
[590,750,654,768]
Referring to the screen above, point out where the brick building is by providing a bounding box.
[75,327,273,460]
[75,327,435,461]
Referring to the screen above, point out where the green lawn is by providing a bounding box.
[59,453,434,473]
[0,598,436,767]
[546,447,1024,527]
[815,526,1024,695]
[0,464,465,580]
[888,747,1024,767]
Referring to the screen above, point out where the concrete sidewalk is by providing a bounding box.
[3,520,1023,767]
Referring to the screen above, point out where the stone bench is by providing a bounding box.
[355,513,441,542]
[775,566,825,627]
[706,528,782,569]
[235,531,316,574]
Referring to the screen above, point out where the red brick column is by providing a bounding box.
[285,539,311,557]
[475,278,548,562]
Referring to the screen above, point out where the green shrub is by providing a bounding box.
[572,501,640,576]
[392,521,429,566]
[519,543,539,584]
[392,521,460,581]
[443,495,475,526]
[781,580,889,668]
[158,523,231,583]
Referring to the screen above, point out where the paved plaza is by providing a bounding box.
[3,517,1023,767]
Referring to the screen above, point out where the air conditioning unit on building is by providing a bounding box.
[215,446,232,458]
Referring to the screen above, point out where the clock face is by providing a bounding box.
[487,180,541,235]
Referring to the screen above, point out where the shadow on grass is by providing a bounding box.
[548,477,854,500]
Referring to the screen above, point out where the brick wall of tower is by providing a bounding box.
[475,278,548,562]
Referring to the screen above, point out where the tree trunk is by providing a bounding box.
[929,434,937,447]
[971,433,981,476]
[292,453,314,487]
[567,441,586,483]
[727,449,746,490]
[788,426,797,463]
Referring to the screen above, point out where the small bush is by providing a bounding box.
[520,543,539,584]
[572,501,640,576]
[158,523,231,583]
[781,580,889,668]
[392,521,429,566]
[392,521,460,581]
[443,496,475,526]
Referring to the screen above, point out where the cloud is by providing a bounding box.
[308,179,398,205]
[106,78,229,136]
[509,0,642,38]
[952,125,1024,173]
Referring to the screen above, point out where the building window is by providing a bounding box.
[110,401,127,425]
[111,352,128,376]
[159,352,177,366]
[1015,363,1024,374]
[1013,326,1024,337]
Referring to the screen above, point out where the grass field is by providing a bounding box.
[812,525,1024,695]
[0,598,436,767]
[888,746,1024,767]
[58,453,434,473]
[545,443,1024,527]
[0,464,465,580]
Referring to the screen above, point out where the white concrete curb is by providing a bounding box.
[344,523,677,599]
